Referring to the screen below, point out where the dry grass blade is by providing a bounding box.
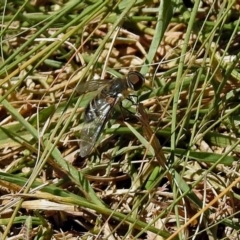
[137,103,167,169]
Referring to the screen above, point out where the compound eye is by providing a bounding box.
[127,71,145,90]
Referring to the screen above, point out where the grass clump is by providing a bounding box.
[1,0,240,239]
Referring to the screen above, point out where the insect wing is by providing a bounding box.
[76,80,113,94]
[79,100,116,157]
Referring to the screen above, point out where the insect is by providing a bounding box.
[77,71,145,157]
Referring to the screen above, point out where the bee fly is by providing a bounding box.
[77,71,145,157]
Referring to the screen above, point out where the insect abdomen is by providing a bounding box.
[85,95,109,122]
